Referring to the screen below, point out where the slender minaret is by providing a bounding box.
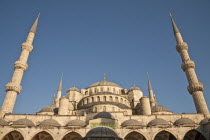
[0,14,40,116]
[147,72,156,107]
[170,13,209,114]
[55,75,62,107]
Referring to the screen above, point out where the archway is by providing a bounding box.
[32,131,53,140]
[62,132,82,140]
[2,130,24,140]
[125,131,146,140]
[183,130,206,140]
[154,131,176,140]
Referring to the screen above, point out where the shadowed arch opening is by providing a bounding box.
[32,131,53,140]
[183,130,206,140]
[125,131,146,140]
[3,130,24,140]
[62,132,82,140]
[154,131,176,140]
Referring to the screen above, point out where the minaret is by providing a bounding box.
[55,75,62,107]
[0,14,40,116]
[170,13,209,114]
[147,72,156,107]
[104,73,106,81]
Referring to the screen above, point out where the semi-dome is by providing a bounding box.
[66,120,86,127]
[121,119,143,127]
[174,118,196,126]
[151,105,171,112]
[13,118,35,127]
[89,81,122,88]
[93,112,113,119]
[200,118,210,125]
[0,119,9,126]
[85,127,120,138]
[39,119,60,127]
[148,118,169,127]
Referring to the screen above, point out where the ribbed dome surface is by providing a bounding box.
[13,118,35,127]
[39,119,60,127]
[148,118,169,127]
[0,119,9,126]
[93,112,113,119]
[174,118,196,126]
[89,81,122,88]
[151,105,171,112]
[200,118,210,125]
[86,127,118,137]
[66,120,86,126]
[121,119,143,127]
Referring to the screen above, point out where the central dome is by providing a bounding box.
[89,81,122,88]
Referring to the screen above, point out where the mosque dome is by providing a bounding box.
[151,105,171,113]
[93,112,113,119]
[121,119,143,128]
[68,86,80,92]
[174,118,196,126]
[0,119,9,126]
[89,81,122,88]
[148,118,169,127]
[13,118,35,127]
[85,127,119,138]
[39,119,60,127]
[39,105,57,113]
[66,120,86,127]
[129,85,141,91]
[200,118,210,125]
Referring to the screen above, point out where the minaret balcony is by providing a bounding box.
[21,42,33,52]
[188,82,204,94]
[6,82,22,94]
[14,61,28,71]
[176,42,188,53]
[181,60,195,71]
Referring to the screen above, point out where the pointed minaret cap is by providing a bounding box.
[169,13,180,35]
[147,72,153,91]
[58,74,63,91]
[104,73,107,81]
[30,13,40,34]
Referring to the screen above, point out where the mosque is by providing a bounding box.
[0,13,210,140]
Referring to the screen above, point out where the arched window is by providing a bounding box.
[125,131,146,140]
[87,98,89,104]
[103,106,106,111]
[107,87,110,91]
[97,96,100,102]
[115,97,119,102]
[100,87,103,92]
[119,89,121,94]
[92,97,94,102]
[113,88,116,93]
[109,96,113,102]
[121,98,123,103]
[154,131,176,140]
[95,88,97,93]
[103,96,106,102]
[112,107,115,112]
[2,131,24,140]
[62,132,82,140]
[32,131,54,140]
[95,107,97,112]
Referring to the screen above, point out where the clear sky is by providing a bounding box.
[0,0,209,114]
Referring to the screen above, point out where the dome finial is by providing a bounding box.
[30,13,40,34]
[104,73,106,81]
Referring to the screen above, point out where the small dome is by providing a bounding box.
[89,81,122,88]
[68,86,79,92]
[148,118,169,127]
[39,119,60,127]
[39,105,55,113]
[151,105,171,112]
[0,119,9,126]
[86,127,119,137]
[13,118,35,127]
[129,86,141,91]
[93,112,113,119]
[121,119,143,127]
[200,118,210,125]
[174,118,196,126]
[66,120,86,127]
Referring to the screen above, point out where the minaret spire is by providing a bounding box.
[0,14,40,116]
[170,13,209,114]
[146,72,156,107]
[55,74,63,108]
[30,13,40,34]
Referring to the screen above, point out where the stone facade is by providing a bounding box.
[0,14,210,140]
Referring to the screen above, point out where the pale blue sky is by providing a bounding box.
[0,0,210,114]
